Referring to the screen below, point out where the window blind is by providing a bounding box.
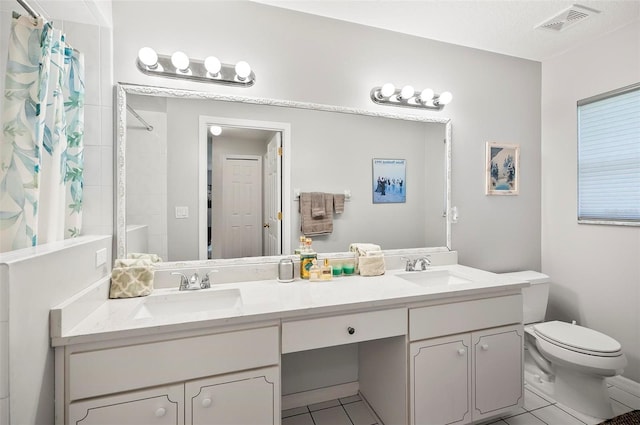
[577,84,640,223]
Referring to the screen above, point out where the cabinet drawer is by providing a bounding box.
[69,326,278,401]
[282,308,407,353]
[410,295,522,341]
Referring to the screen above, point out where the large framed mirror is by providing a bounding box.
[115,83,452,262]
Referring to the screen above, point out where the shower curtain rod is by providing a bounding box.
[16,0,40,19]
[126,105,154,131]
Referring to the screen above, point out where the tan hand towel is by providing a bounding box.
[333,194,345,214]
[300,192,333,235]
[311,192,326,217]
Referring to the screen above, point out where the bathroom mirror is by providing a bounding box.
[115,83,451,262]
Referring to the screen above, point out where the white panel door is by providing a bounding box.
[68,384,183,425]
[186,367,279,425]
[263,133,281,256]
[472,324,524,421]
[221,155,262,258]
[411,333,472,425]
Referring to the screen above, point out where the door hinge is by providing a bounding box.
[278,147,283,156]
[277,212,282,220]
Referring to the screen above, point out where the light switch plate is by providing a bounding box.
[175,206,189,219]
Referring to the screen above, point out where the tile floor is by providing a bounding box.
[281,381,640,425]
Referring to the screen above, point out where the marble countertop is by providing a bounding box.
[50,264,528,347]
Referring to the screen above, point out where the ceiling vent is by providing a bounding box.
[536,4,600,32]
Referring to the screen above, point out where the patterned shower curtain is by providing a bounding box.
[0,12,84,253]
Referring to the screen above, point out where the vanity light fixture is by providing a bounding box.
[136,47,255,87]
[371,83,452,110]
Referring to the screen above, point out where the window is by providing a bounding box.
[577,83,640,225]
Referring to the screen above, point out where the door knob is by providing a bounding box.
[155,407,166,417]
[347,327,355,335]
[481,344,489,351]
[263,223,270,228]
[202,398,212,408]
[457,348,466,356]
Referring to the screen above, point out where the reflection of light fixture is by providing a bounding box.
[370,84,452,110]
[209,125,222,136]
[136,47,255,87]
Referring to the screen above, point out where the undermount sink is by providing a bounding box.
[133,288,242,320]
[397,269,472,286]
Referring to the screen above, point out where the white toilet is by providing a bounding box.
[503,271,627,420]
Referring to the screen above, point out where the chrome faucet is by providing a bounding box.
[402,256,432,271]
[173,271,217,291]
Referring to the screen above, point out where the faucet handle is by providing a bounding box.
[172,272,189,290]
[201,270,218,289]
[401,257,415,271]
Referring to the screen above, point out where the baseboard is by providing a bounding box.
[609,376,640,397]
[281,382,359,410]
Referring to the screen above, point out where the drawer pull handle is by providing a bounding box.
[347,327,355,335]
[457,348,465,356]
[481,344,489,351]
[155,407,166,417]
[202,398,212,408]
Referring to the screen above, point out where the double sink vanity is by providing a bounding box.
[51,249,528,425]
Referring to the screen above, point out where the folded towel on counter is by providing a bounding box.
[110,253,160,298]
[311,192,326,218]
[127,252,162,263]
[333,194,345,214]
[300,192,334,235]
[349,243,383,275]
[358,251,385,276]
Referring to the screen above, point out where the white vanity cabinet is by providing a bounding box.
[60,326,280,425]
[68,385,184,425]
[409,294,524,425]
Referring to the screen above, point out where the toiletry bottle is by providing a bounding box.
[294,236,306,255]
[309,259,321,281]
[299,237,317,279]
[320,258,333,281]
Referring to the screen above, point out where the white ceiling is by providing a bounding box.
[253,0,640,61]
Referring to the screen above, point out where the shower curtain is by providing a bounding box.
[0,12,84,253]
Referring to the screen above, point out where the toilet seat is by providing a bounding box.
[533,321,622,357]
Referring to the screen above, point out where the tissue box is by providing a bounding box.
[109,265,154,299]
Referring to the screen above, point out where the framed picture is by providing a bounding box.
[372,158,406,203]
[486,142,519,195]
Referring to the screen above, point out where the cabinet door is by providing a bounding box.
[472,324,524,421]
[68,384,183,425]
[410,334,471,425]
[186,366,279,425]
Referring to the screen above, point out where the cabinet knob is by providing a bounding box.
[347,327,355,335]
[481,344,489,351]
[155,407,166,417]
[202,398,212,408]
[457,348,466,356]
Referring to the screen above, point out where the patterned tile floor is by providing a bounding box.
[281,381,640,425]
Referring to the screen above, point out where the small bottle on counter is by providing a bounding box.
[294,236,306,255]
[320,258,333,281]
[309,259,322,281]
[299,237,317,279]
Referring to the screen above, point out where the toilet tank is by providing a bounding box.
[501,271,551,324]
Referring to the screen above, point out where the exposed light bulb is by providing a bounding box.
[171,51,190,72]
[235,61,251,80]
[419,88,434,103]
[437,91,453,106]
[380,83,395,98]
[210,125,222,136]
[400,85,415,100]
[204,56,221,76]
[138,47,158,68]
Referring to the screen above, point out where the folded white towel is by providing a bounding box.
[349,243,382,274]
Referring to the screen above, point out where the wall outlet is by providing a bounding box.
[95,248,107,268]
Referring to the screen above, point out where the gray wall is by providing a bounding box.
[113,1,542,271]
[541,21,640,382]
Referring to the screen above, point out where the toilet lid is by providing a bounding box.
[533,321,622,356]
